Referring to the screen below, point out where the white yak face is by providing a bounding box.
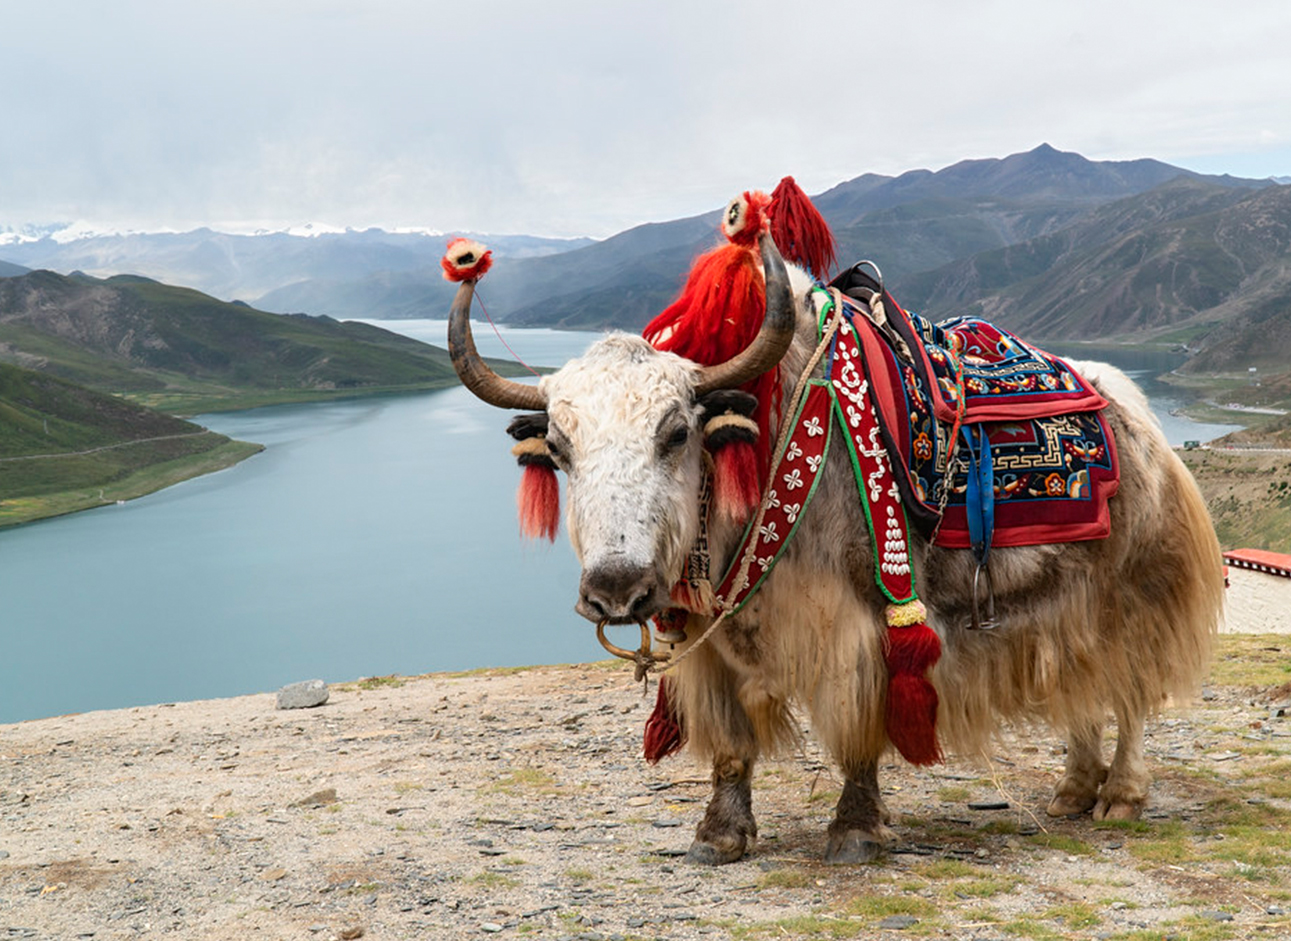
[540,334,704,624]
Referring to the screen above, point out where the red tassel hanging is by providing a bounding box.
[711,437,760,523]
[882,602,942,765]
[516,462,559,541]
[768,176,836,281]
[508,413,559,541]
[643,675,685,763]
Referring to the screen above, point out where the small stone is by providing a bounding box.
[652,817,682,828]
[290,787,338,808]
[259,867,288,881]
[1200,911,1234,922]
[1267,906,1287,915]
[968,800,1009,811]
[480,924,504,933]
[878,915,919,929]
[277,679,329,710]
[339,928,365,940]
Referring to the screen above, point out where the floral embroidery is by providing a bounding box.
[782,468,804,491]
[783,502,801,524]
[785,441,803,461]
[760,521,780,543]
[804,417,824,437]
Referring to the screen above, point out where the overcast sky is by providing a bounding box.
[2,0,1288,238]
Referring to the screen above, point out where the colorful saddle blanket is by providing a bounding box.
[836,288,1120,549]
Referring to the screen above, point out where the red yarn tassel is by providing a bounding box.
[883,621,943,765]
[768,176,836,281]
[644,243,781,478]
[643,675,685,763]
[711,438,760,523]
[517,463,559,541]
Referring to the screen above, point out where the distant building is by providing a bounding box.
[1222,549,1291,633]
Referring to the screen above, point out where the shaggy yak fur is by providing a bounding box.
[457,261,1226,867]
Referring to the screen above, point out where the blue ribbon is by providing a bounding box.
[961,425,994,567]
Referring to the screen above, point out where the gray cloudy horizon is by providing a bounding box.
[2,0,1289,240]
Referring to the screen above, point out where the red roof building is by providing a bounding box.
[1222,549,1291,579]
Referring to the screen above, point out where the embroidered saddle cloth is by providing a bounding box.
[837,285,1120,549]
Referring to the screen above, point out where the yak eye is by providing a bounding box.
[546,438,563,461]
[664,425,689,451]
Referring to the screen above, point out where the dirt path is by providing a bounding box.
[2,643,1290,941]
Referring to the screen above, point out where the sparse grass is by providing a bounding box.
[469,871,519,889]
[486,767,559,795]
[356,675,405,690]
[758,869,813,889]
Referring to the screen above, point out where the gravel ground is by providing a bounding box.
[2,644,1290,941]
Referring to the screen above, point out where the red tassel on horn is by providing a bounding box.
[644,241,780,479]
[768,176,836,281]
[883,602,942,765]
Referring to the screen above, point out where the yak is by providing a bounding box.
[444,219,1225,866]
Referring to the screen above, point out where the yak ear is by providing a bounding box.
[696,391,760,524]
[506,412,559,541]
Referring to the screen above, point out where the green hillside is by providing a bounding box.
[0,269,504,413]
[0,361,260,527]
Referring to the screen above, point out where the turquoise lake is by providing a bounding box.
[0,323,1239,723]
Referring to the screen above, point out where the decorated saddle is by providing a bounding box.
[829,267,1120,550]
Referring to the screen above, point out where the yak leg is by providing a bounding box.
[1094,704,1149,821]
[1047,718,1108,817]
[824,758,896,864]
[687,755,757,865]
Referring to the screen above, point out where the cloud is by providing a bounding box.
[2,0,1288,237]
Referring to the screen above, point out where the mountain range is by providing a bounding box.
[0,269,525,414]
[2,144,1288,376]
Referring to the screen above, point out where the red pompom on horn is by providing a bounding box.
[768,176,836,281]
[883,602,943,765]
[720,190,772,247]
[441,237,493,282]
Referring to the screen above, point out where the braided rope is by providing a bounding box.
[650,291,847,676]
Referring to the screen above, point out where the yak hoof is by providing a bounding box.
[1046,792,1098,818]
[686,837,748,866]
[1093,796,1144,822]
[824,829,885,865]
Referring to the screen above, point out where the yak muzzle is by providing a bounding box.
[575,562,667,625]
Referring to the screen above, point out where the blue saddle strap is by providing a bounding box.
[961,425,994,567]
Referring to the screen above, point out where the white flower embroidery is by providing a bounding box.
[760,521,779,543]
[782,468,805,491]
[785,441,803,461]
[804,417,824,437]
[756,555,774,572]
[765,489,780,509]
[783,502,801,524]
[806,454,823,473]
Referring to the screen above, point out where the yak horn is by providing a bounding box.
[694,232,796,396]
[447,279,547,412]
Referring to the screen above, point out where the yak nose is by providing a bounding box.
[576,562,664,624]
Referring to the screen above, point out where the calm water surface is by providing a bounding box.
[0,324,1238,723]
